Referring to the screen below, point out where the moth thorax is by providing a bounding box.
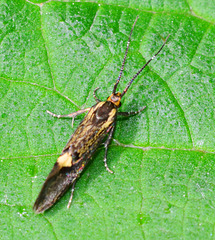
[107,93,122,107]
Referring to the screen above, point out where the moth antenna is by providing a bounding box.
[112,16,139,94]
[121,34,170,97]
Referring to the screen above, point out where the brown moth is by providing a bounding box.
[33,16,169,213]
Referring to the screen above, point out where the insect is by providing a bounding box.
[33,16,169,213]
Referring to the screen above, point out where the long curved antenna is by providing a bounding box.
[112,16,139,94]
[121,34,170,97]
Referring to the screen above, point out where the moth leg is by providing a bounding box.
[47,108,90,127]
[117,106,146,117]
[104,125,115,174]
[67,180,77,209]
[93,87,101,103]
[47,108,91,119]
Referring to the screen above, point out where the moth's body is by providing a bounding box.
[33,16,169,213]
[33,101,118,213]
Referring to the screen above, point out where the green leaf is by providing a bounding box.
[0,0,214,239]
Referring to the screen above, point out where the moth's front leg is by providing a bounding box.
[47,107,91,127]
[93,87,101,103]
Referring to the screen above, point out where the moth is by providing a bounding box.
[33,16,169,213]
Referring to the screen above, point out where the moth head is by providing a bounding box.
[107,92,122,108]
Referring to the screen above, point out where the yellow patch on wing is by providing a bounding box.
[103,108,116,128]
[87,102,105,119]
[57,152,72,168]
